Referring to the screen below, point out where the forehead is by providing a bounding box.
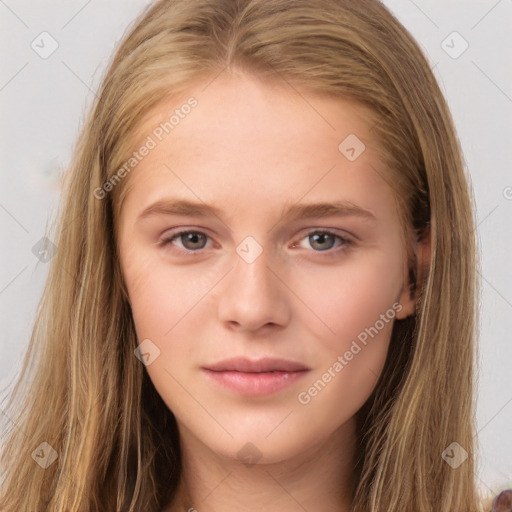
[117,71,392,222]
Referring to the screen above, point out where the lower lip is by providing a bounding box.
[202,369,310,397]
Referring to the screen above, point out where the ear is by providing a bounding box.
[395,227,431,320]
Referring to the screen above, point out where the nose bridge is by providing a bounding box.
[217,235,288,330]
[237,238,273,285]
[232,236,277,300]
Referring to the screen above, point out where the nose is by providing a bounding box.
[217,244,290,333]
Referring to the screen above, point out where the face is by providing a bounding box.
[117,70,417,464]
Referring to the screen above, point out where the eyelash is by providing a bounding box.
[158,228,354,257]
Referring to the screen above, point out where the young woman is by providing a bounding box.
[1,0,509,510]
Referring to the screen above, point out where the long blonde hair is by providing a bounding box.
[0,0,484,510]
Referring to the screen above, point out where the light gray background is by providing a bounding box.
[1,0,511,497]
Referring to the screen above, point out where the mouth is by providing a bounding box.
[201,357,311,396]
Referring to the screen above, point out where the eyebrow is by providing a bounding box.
[136,198,377,224]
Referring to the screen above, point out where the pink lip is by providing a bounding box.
[202,357,311,397]
[204,356,310,373]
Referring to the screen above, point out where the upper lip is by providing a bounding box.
[203,357,310,373]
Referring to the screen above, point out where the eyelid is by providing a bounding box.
[299,227,355,243]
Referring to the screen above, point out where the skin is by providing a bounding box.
[117,69,428,512]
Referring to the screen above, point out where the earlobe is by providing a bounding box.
[395,228,432,320]
[395,288,416,320]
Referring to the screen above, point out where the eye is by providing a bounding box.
[158,228,353,256]
[160,230,211,253]
[293,229,353,254]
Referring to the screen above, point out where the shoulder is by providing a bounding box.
[488,488,512,512]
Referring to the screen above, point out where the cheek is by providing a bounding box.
[123,257,202,404]
[123,251,201,341]
[124,259,163,339]
[291,255,401,428]
[291,248,404,347]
